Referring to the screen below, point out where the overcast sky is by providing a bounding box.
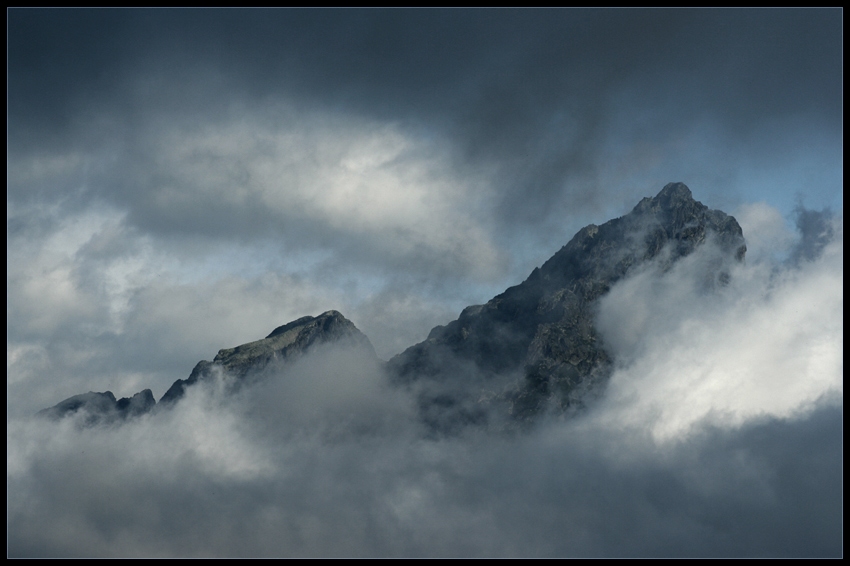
[7,9,843,557]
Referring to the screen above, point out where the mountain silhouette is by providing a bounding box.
[38,183,746,431]
[387,182,746,430]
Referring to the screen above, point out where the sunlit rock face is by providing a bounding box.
[387,182,747,430]
[159,310,377,405]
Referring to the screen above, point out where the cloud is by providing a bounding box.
[594,205,843,441]
[9,106,505,279]
[7,10,842,557]
[9,10,842,245]
[7,203,843,557]
[8,394,842,557]
[5,200,350,414]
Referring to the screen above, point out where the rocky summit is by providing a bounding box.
[387,182,746,430]
[38,183,746,432]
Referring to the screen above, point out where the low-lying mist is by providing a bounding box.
[8,208,842,557]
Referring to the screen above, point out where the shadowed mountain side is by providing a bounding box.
[158,310,377,405]
[387,183,747,430]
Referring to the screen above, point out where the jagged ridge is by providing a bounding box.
[37,389,156,425]
[387,182,746,427]
[160,310,376,404]
[38,183,746,432]
[39,311,376,423]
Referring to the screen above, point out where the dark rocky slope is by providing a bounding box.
[387,182,746,429]
[38,183,745,432]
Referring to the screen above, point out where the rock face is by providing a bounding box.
[387,182,747,430]
[38,184,746,433]
[38,311,376,423]
[159,310,377,405]
[37,389,156,425]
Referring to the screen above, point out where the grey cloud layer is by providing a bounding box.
[8,404,843,557]
[7,9,843,557]
[8,210,844,557]
[9,9,842,231]
[8,10,842,362]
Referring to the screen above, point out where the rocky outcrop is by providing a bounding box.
[37,389,156,425]
[38,311,376,423]
[387,183,747,429]
[159,310,377,405]
[38,183,747,434]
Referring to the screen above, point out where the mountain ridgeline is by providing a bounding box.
[40,183,746,431]
[159,311,377,406]
[387,182,746,429]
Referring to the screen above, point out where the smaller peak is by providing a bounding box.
[116,389,156,416]
[265,310,353,339]
[319,310,345,319]
[132,389,155,402]
[100,391,117,402]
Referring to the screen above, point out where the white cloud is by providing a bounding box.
[137,108,504,279]
[594,208,843,441]
[733,202,796,264]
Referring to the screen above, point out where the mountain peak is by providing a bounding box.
[38,183,747,434]
[389,182,747,430]
[658,180,692,200]
[40,311,376,421]
[159,310,375,405]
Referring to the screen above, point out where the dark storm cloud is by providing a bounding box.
[10,10,841,136]
[7,11,843,557]
[9,9,842,242]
